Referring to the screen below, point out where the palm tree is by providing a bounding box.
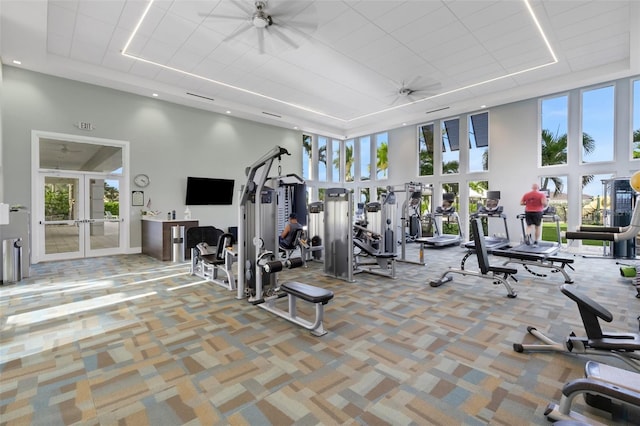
[343,143,354,182]
[541,129,595,194]
[376,142,388,179]
[419,124,434,176]
[633,129,640,159]
[442,160,459,174]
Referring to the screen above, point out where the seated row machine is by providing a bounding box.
[189,226,236,291]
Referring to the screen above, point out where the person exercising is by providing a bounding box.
[279,212,303,248]
[520,183,548,245]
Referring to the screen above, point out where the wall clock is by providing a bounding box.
[134,173,150,188]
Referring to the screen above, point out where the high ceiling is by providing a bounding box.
[1,0,638,138]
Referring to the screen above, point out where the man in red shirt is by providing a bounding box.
[520,183,548,245]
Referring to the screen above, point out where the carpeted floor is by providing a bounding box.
[1,244,639,425]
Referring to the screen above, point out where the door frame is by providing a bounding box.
[31,130,130,264]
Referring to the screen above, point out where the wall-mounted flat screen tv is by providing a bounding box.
[185,177,235,205]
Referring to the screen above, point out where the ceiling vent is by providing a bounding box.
[262,111,282,118]
[425,107,450,114]
[186,92,215,101]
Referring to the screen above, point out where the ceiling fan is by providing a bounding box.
[389,76,442,105]
[58,144,82,154]
[200,1,317,54]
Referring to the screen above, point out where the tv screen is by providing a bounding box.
[185,177,235,205]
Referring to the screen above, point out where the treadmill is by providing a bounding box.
[419,193,463,247]
[463,191,510,252]
[509,205,562,256]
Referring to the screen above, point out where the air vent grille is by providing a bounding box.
[186,92,215,101]
[425,107,450,114]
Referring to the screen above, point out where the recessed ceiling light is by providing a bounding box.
[12,60,21,65]
[293,126,299,130]
[480,104,486,108]
[152,93,159,97]
[402,122,407,126]
[226,110,231,114]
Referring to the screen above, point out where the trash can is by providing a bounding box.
[171,225,185,262]
[3,238,22,283]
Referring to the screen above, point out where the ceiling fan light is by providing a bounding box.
[252,13,271,28]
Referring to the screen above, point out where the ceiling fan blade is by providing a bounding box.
[198,12,248,21]
[405,75,423,88]
[413,82,442,95]
[223,22,254,42]
[268,25,299,49]
[389,95,403,106]
[268,1,314,19]
[257,28,265,54]
[228,0,254,16]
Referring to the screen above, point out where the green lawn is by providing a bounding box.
[542,222,605,246]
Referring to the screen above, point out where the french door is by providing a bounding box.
[38,173,125,261]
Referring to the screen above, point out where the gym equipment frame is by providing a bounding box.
[513,284,640,372]
[430,217,518,298]
[544,361,640,424]
[188,227,236,291]
[237,146,334,336]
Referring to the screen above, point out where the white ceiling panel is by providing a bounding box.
[2,0,637,138]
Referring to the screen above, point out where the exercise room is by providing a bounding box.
[1,0,639,424]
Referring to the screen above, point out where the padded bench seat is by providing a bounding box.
[201,254,224,265]
[353,239,396,258]
[280,281,334,304]
[491,249,573,264]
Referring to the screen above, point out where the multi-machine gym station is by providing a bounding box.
[186,146,640,422]
[190,145,640,309]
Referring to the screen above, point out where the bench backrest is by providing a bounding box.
[215,233,234,262]
[561,284,613,340]
[470,217,490,275]
[187,226,224,252]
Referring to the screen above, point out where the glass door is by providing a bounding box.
[38,173,124,261]
[41,174,83,260]
[86,176,123,256]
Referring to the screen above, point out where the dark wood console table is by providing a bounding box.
[141,218,199,261]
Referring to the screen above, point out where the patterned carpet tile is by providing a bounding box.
[1,247,639,425]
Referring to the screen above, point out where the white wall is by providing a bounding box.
[2,66,302,251]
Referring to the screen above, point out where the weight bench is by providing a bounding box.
[513,284,640,372]
[259,259,334,336]
[490,249,575,283]
[353,238,397,279]
[430,217,518,298]
[544,361,640,424]
[260,281,334,336]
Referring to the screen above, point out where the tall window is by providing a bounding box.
[469,180,488,215]
[633,79,640,159]
[541,95,568,166]
[418,123,434,176]
[360,136,371,181]
[441,119,460,174]
[469,112,489,172]
[331,139,341,183]
[318,136,327,182]
[539,175,568,223]
[345,139,355,182]
[302,134,312,180]
[582,85,614,163]
[375,133,388,180]
[582,173,614,226]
